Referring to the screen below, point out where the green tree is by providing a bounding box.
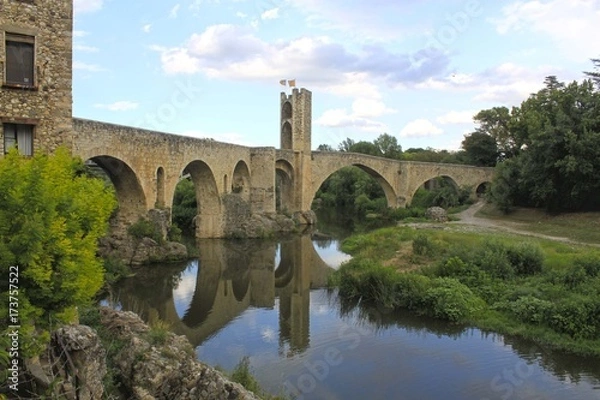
[338,138,356,152]
[487,76,600,213]
[374,133,403,159]
[584,57,600,88]
[0,148,117,356]
[172,178,198,234]
[317,144,335,152]
[461,131,498,167]
[349,141,382,156]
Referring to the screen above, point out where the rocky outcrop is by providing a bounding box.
[99,235,188,266]
[28,309,261,400]
[25,325,106,400]
[99,308,261,400]
[426,206,448,222]
[99,209,189,265]
[293,210,318,225]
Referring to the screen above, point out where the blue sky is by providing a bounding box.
[72,0,600,151]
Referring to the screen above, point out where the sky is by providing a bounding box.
[72,0,600,151]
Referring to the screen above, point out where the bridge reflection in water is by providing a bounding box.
[110,235,337,353]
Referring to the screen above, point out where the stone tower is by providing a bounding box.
[279,88,313,212]
[280,88,312,153]
[0,0,74,156]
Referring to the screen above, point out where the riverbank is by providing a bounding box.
[329,225,600,357]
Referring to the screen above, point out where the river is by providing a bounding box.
[104,227,600,400]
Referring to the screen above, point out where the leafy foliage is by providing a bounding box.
[172,179,197,235]
[0,148,117,356]
[484,73,600,213]
[332,226,600,355]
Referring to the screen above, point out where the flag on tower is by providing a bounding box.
[279,79,286,86]
[288,79,296,87]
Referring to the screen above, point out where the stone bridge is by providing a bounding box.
[0,1,494,240]
[72,88,495,239]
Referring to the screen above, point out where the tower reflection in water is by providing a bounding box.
[111,235,335,355]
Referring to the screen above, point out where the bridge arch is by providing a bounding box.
[85,155,147,223]
[182,160,222,238]
[311,163,398,209]
[231,160,251,200]
[476,181,491,197]
[276,159,294,212]
[409,174,460,206]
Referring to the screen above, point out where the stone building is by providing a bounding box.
[0,0,73,156]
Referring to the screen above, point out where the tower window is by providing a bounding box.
[5,33,35,87]
[3,123,33,156]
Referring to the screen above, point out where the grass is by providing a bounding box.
[331,226,600,357]
[227,357,292,400]
[476,203,600,245]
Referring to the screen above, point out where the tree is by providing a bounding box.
[487,76,600,213]
[0,148,117,356]
[461,131,498,167]
[349,141,382,156]
[172,178,198,234]
[317,144,335,152]
[374,133,402,159]
[338,138,356,152]
[584,57,600,88]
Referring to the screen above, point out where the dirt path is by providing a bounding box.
[447,201,600,248]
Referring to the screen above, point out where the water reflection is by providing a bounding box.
[110,235,335,349]
[106,235,600,399]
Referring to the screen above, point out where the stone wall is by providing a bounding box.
[0,0,73,155]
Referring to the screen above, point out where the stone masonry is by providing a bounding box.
[0,0,74,155]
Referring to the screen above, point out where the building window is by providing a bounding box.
[3,123,33,156]
[5,33,35,87]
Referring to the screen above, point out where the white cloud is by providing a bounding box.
[490,0,600,61]
[169,4,181,19]
[73,61,105,72]
[151,24,450,99]
[236,11,247,19]
[261,7,279,20]
[400,119,443,137]
[351,98,396,118]
[74,44,99,53]
[73,30,89,38]
[94,101,139,111]
[436,110,476,125]
[74,0,103,14]
[142,24,152,33]
[316,108,386,131]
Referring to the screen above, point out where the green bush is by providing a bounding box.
[168,223,183,242]
[424,278,485,323]
[0,149,116,357]
[575,256,600,278]
[128,217,163,243]
[506,243,544,276]
[511,296,554,324]
[412,233,434,256]
[550,296,599,339]
[394,273,432,310]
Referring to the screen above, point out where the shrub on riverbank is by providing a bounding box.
[331,227,600,356]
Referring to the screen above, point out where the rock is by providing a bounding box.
[28,325,107,400]
[426,206,448,222]
[131,239,188,265]
[292,210,317,225]
[98,308,260,400]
